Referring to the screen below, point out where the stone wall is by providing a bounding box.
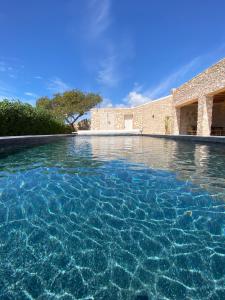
[91,96,173,134]
[138,96,173,134]
[173,58,225,136]
[91,108,141,130]
[91,58,225,136]
[173,58,225,106]
[179,103,198,134]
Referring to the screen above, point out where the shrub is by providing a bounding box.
[0,100,71,136]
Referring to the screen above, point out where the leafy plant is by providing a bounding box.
[0,100,71,136]
[36,90,102,130]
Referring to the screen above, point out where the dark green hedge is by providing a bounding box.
[0,100,71,136]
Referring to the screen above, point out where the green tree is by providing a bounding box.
[36,90,102,130]
[36,97,52,110]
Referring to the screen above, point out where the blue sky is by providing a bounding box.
[0,0,225,108]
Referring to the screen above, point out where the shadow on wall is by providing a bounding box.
[179,102,198,135]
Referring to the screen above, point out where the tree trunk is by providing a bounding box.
[67,113,84,132]
[69,122,76,131]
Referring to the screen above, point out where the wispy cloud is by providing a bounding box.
[123,56,203,107]
[87,0,111,39]
[34,75,43,80]
[85,0,117,87]
[0,59,23,99]
[97,54,119,87]
[47,77,71,93]
[0,78,15,99]
[100,97,127,108]
[0,61,11,73]
[123,43,225,108]
[100,97,113,107]
[9,74,16,79]
[80,0,134,89]
[146,57,201,99]
[25,92,38,98]
[0,60,22,79]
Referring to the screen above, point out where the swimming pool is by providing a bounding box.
[0,136,224,299]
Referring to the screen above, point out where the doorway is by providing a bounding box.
[124,114,133,130]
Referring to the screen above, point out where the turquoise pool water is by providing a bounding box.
[0,136,225,299]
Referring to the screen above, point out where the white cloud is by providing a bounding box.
[34,76,42,80]
[100,97,113,107]
[123,56,201,107]
[125,91,150,107]
[47,77,70,93]
[25,92,38,98]
[130,44,225,104]
[100,97,127,108]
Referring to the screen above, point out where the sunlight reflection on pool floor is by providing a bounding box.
[0,136,225,299]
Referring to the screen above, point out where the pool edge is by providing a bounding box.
[0,134,76,146]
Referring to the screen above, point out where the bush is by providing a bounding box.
[0,100,72,136]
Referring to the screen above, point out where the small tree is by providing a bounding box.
[36,90,102,130]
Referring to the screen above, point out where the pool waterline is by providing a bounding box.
[0,136,225,299]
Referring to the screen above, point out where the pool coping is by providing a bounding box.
[1,133,225,146]
[0,134,76,146]
[78,129,141,135]
[142,134,225,144]
[78,131,225,144]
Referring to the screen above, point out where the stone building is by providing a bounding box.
[91,58,225,136]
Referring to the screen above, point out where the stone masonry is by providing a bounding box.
[91,96,173,135]
[91,58,225,136]
[173,58,225,136]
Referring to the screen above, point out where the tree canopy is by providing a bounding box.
[36,90,102,129]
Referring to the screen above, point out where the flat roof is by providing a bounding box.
[92,94,172,111]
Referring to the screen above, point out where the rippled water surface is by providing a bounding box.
[0,136,225,300]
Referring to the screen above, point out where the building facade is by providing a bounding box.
[91,58,225,136]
